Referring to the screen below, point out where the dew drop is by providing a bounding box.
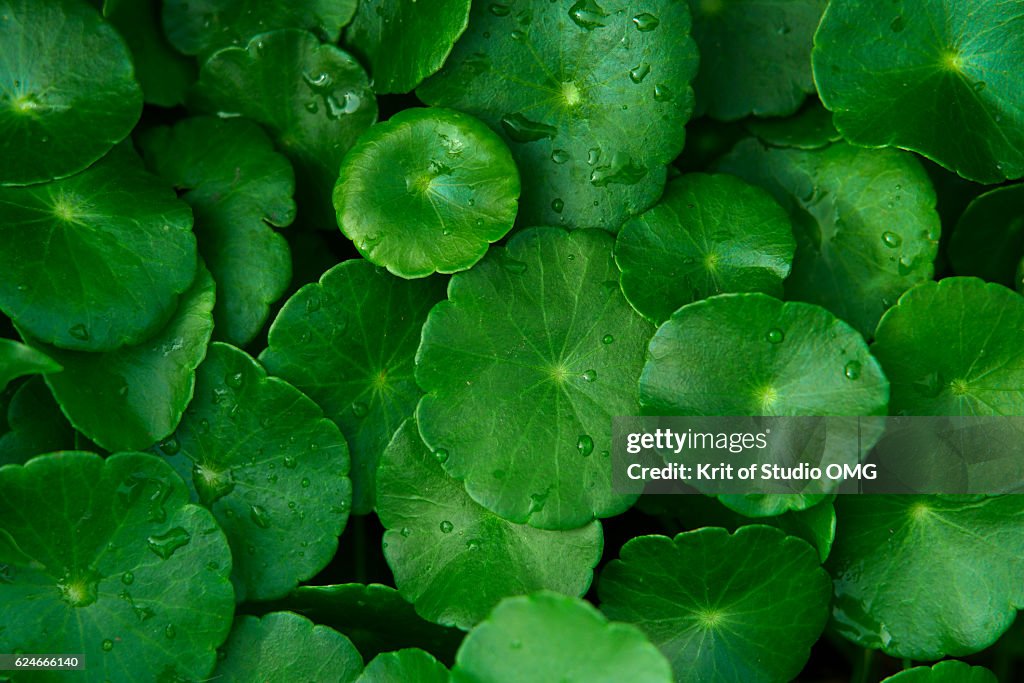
[249,505,271,529]
[551,149,570,164]
[577,434,595,457]
[766,328,784,344]
[164,624,176,640]
[121,572,134,585]
[551,198,565,213]
[602,334,614,345]
[653,84,673,102]
[500,112,556,142]
[226,372,244,389]
[102,639,114,652]
[632,12,660,31]
[439,520,454,533]
[568,0,608,30]
[69,324,90,341]
[352,401,369,417]
[283,456,297,469]
[587,148,601,165]
[972,80,987,92]
[301,477,311,488]
[882,231,902,248]
[581,369,597,382]
[305,295,322,314]
[304,100,319,114]
[629,62,651,84]
[147,527,191,560]
[434,448,450,464]
[890,15,905,32]
[159,437,180,456]
[489,2,511,16]
[844,361,862,380]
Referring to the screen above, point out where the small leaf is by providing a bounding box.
[344,0,471,93]
[0,378,74,467]
[377,419,602,630]
[688,0,827,119]
[0,339,60,392]
[450,592,672,683]
[213,612,363,682]
[0,145,198,352]
[334,108,520,278]
[261,259,445,513]
[812,0,1024,183]
[0,0,142,185]
[615,173,794,323]
[163,342,351,602]
[0,452,234,682]
[22,264,215,453]
[949,184,1024,287]
[881,661,997,683]
[600,526,831,683]
[356,648,449,683]
[416,227,655,529]
[744,98,841,150]
[872,278,1024,416]
[140,116,295,346]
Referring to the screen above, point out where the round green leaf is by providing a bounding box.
[688,0,827,120]
[344,0,471,94]
[334,107,520,278]
[829,495,1024,659]
[377,419,603,630]
[0,339,60,392]
[872,278,1024,416]
[451,592,672,683]
[357,648,449,683]
[416,227,655,529]
[163,0,357,57]
[161,342,351,601]
[0,378,74,466]
[280,583,464,663]
[599,526,831,683]
[882,661,997,683]
[140,116,295,346]
[949,184,1024,287]
[0,451,234,682]
[22,264,215,453]
[615,173,795,323]
[0,0,142,185]
[261,259,446,514]
[193,29,377,222]
[812,0,1024,184]
[418,0,698,229]
[0,145,198,352]
[744,99,842,151]
[717,139,940,336]
[213,612,363,682]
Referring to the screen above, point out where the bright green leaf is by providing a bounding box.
[334,107,520,278]
[0,339,60,392]
[418,0,699,229]
[345,0,471,93]
[600,526,831,682]
[451,592,672,683]
[140,116,295,346]
[0,0,142,185]
[615,173,794,323]
[261,259,446,514]
[163,0,356,57]
[22,265,214,453]
[829,495,1024,659]
[949,184,1024,287]
[0,378,74,466]
[193,29,377,222]
[356,648,449,683]
[872,277,1024,416]
[717,139,940,336]
[0,145,198,352]
[812,0,1024,184]
[416,227,655,529]
[377,419,603,629]
[161,342,351,602]
[0,451,234,682]
[213,612,363,682]
[882,661,997,683]
[688,0,827,120]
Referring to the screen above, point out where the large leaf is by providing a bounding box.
[716,139,940,336]
[615,172,794,323]
[0,452,234,682]
[0,0,142,185]
[213,612,363,682]
[0,378,74,466]
[812,0,1024,184]
[599,526,831,683]
[418,0,699,229]
[160,343,351,601]
[356,649,449,683]
[377,419,603,630]
[829,495,1024,660]
[451,592,672,683]
[882,661,997,683]
[0,146,198,352]
[140,116,295,346]
[22,264,215,453]
[193,29,377,222]
[334,107,520,278]
[416,227,655,529]
[949,184,1024,288]
[261,259,446,514]
[163,0,358,57]
[872,278,1024,416]
[0,339,60,392]
[688,0,827,120]
[344,0,471,93]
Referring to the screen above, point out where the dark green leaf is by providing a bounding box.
[615,172,794,323]
[261,259,445,514]
[0,339,60,392]
[416,227,655,529]
[882,661,997,683]
[744,99,841,150]
[334,107,520,278]
[949,184,1024,287]
[0,378,74,466]
[356,648,449,683]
